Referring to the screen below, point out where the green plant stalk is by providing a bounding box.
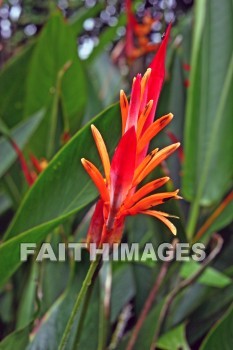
[72,280,95,350]
[47,61,72,158]
[58,254,102,350]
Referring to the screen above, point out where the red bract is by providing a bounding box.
[82,25,181,246]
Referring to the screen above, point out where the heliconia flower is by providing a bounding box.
[125,0,160,61]
[82,24,181,246]
[10,139,48,186]
[10,140,35,186]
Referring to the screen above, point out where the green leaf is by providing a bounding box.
[0,44,34,128]
[0,110,44,178]
[24,11,87,156]
[16,263,38,329]
[111,264,135,323]
[28,258,99,350]
[0,325,30,350]
[180,261,232,288]
[200,304,233,350]
[183,0,233,206]
[157,324,190,350]
[0,103,121,287]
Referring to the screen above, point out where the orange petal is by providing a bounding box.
[137,113,173,153]
[127,190,180,214]
[141,210,177,235]
[133,143,180,186]
[91,124,111,183]
[133,147,159,182]
[140,68,151,111]
[123,177,170,209]
[120,90,129,135]
[137,100,154,138]
[81,158,109,202]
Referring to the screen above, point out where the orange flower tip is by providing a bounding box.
[172,228,177,236]
[143,68,152,81]
[176,195,183,200]
[90,124,96,132]
[170,215,179,219]
[81,158,87,165]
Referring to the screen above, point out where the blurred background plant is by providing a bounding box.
[0,0,232,349]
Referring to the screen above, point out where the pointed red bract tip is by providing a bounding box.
[145,23,172,129]
[126,74,141,131]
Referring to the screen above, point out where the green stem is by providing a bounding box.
[47,61,72,158]
[72,278,95,350]
[58,255,102,350]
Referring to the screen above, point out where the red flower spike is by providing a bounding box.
[109,127,137,217]
[10,140,34,186]
[82,29,181,245]
[87,199,105,245]
[125,74,141,131]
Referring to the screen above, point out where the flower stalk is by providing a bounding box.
[58,254,102,350]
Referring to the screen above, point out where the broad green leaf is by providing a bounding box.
[16,263,38,329]
[180,261,232,288]
[183,0,233,206]
[0,325,30,350]
[111,264,135,323]
[24,11,87,156]
[0,104,121,287]
[0,44,34,128]
[200,304,233,350]
[187,284,233,344]
[0,110,44,178]
[157,324,190,350]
